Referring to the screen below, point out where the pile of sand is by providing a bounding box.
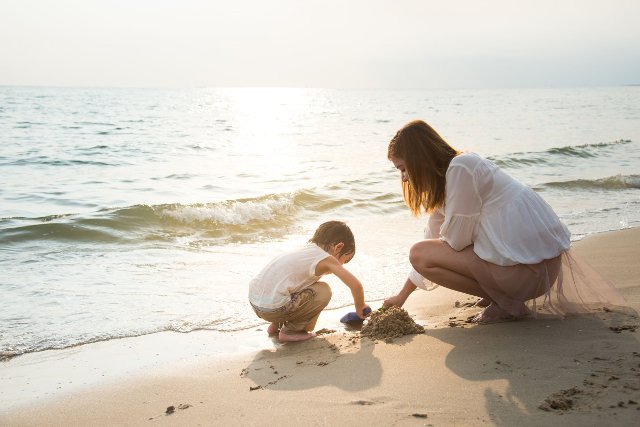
[360,306,424,342]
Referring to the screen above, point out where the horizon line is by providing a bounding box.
[1,83,639,91]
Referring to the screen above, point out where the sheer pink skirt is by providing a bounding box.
[467,248,630,318]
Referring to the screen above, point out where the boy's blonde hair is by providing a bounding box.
[387,120,459,215]
[309,221,355,258]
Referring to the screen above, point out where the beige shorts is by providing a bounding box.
[251,282,332,334]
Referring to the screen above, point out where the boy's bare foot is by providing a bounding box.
[474,297,492,308]
[278,331,317,342]
[267,322,279,335]
[471,303,519,324]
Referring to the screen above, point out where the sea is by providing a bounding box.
[1,86,639,360]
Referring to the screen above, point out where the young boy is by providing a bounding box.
[249,221,370,342]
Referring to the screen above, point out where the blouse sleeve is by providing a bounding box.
[440,161,482,251]
[425,207,445,239]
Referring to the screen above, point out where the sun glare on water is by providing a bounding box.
[216,87,317,180]
[223,87,312,139]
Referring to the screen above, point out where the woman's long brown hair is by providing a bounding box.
[387,120,459,215]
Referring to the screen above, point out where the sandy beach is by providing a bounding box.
[1,228,639,426]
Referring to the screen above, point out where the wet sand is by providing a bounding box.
[1,228,639,426]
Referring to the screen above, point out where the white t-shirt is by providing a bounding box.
[249,243,331,310]
[409,152,571,289]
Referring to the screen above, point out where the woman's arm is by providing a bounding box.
[425,208,445,239]
[439,161,482,251]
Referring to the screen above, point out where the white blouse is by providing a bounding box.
[409,152,571,290]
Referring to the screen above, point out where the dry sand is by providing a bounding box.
[1,228,639,426]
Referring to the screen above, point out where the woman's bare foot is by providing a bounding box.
[267,322,279,335]
[278,331,317,342]
[474,297,492,308]
[472,303,519,324]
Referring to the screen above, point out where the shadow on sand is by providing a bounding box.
[426,311,640,426]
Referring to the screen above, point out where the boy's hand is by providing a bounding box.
[356,304,371,319]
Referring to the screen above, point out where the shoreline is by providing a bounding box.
[2,225,632,362]
[1,227,639,425]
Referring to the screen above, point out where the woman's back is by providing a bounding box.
[442,152,571,266]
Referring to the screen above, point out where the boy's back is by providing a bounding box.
[248,243,330,311]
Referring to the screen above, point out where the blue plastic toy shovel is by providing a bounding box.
[339,306,372,324]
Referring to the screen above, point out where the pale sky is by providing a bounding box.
[1,0,638,89]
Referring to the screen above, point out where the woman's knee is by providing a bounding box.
[409,240,439,270]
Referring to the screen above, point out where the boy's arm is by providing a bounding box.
[317,257,369,318]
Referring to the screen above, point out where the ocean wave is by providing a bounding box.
[541,174,640,191]
[1,187,399,246]
[0,315,266,361]
[3,157,119,167]
[0,331,148,361]
[0,221,125,244]
[490,139,632,168]
[156,194,297,228]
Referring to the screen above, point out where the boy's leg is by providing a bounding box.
[251,306,285,336]
[304,313,321,332]
[280,282,332,336]
[267,322,279,335]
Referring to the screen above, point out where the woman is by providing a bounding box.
[384,119,627,323]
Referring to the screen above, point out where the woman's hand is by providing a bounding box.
[383,278,417,308]
[383,294,407,308]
